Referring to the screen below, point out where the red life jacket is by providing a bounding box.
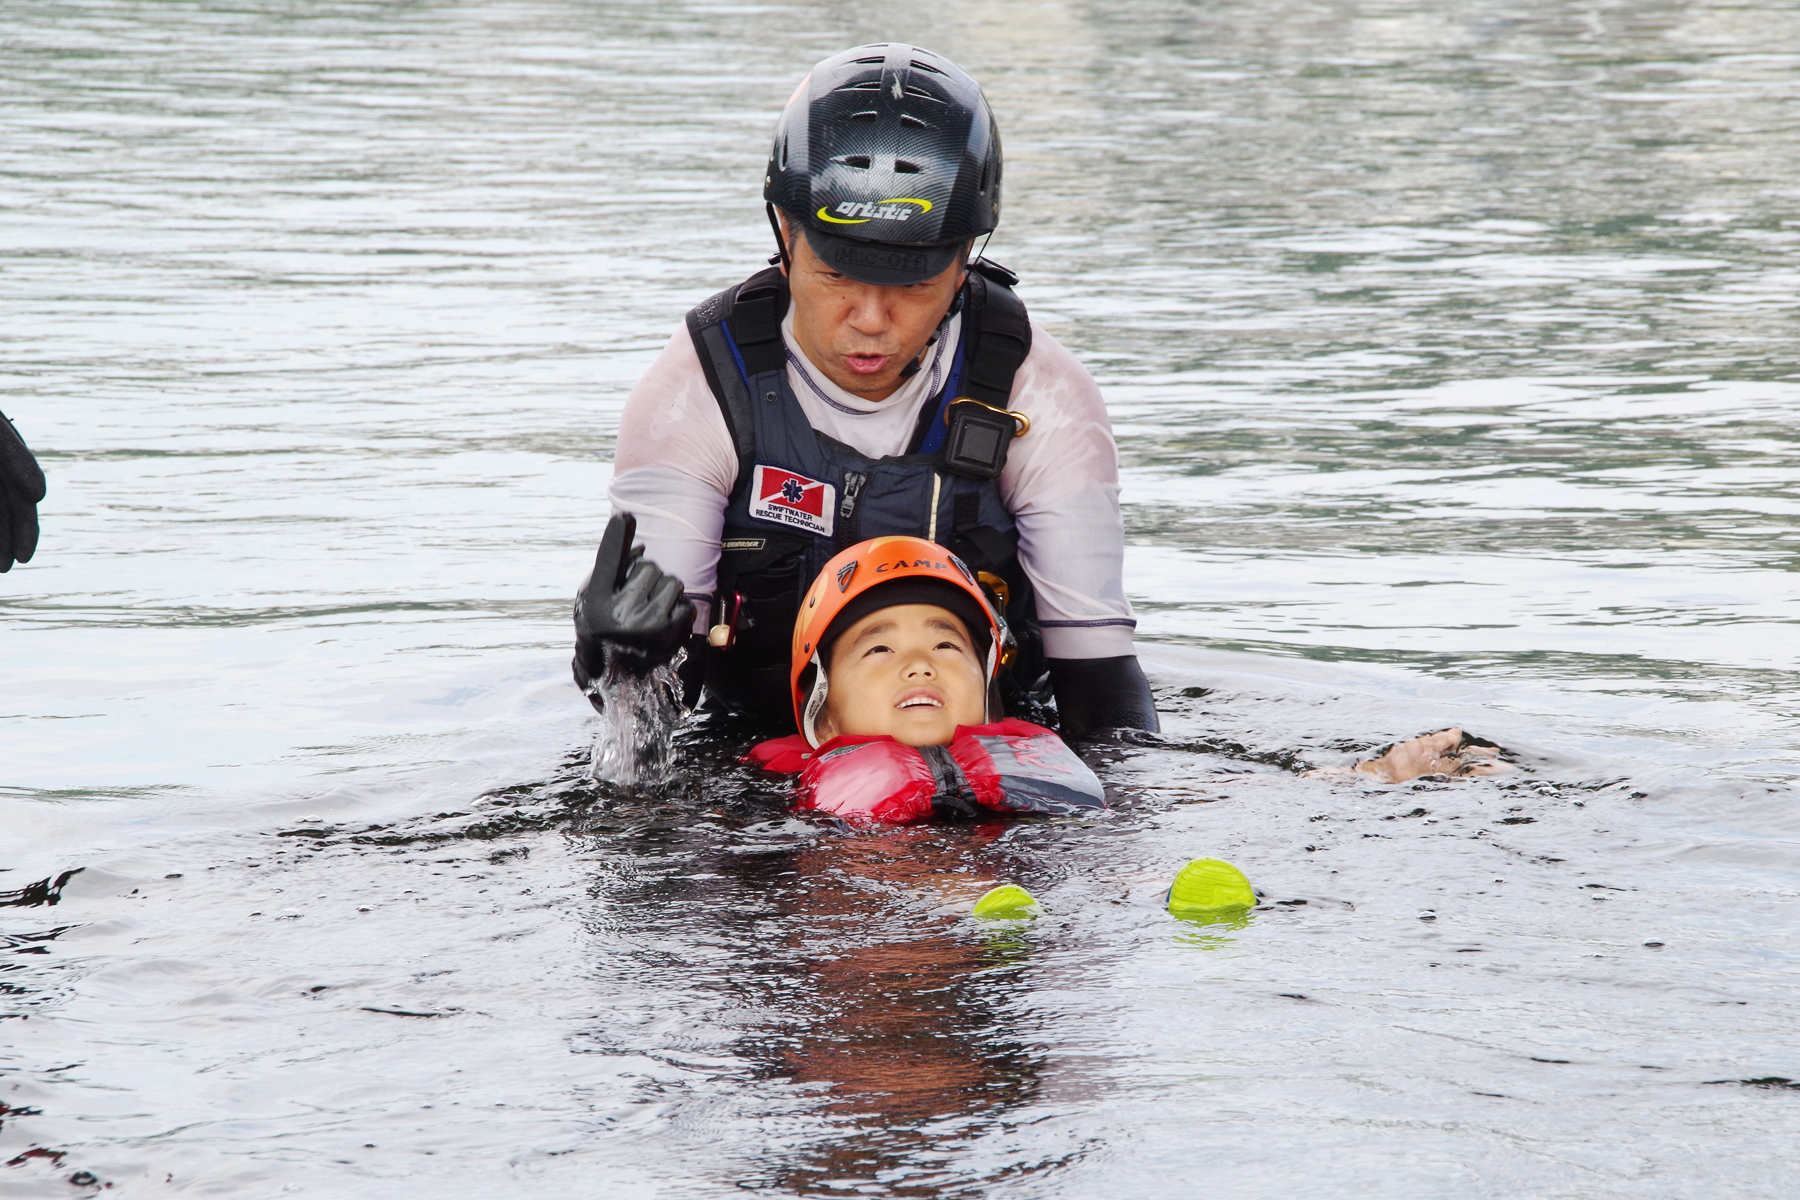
[745,719,1106,825]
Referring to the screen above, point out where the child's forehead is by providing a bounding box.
[841,603,969,642]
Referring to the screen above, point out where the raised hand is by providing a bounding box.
[573,513,694,681]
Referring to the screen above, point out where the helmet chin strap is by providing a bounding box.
[983,638,1001,725]
[801,652,831,748]
[766,203,792,271]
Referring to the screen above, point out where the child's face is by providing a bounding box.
[816,603,988,747]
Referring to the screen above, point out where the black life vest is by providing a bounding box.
[684,260,1041,721]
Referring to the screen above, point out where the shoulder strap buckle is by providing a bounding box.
[968,258,1019,288]
[941,398,1025,481]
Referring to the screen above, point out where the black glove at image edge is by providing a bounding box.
[0,410,45,572]
[1047,655,1161,742]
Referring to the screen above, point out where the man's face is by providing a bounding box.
[816,604,988,747]
[782,220,967,402]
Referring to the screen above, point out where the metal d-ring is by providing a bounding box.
[944,398,1030,438]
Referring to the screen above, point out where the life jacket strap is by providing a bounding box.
[909,262,1033,465]
[685,265,790,489]
[959,262,1032,410]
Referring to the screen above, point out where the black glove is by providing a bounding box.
[1048,655,1161,742]
[0,410,46,573]
[572,513,694,691]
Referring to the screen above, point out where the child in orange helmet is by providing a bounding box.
[745,536,1106,824]
[740,535,1509,824]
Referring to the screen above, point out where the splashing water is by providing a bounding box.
[586,652,688,787]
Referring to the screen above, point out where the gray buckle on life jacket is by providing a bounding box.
[941,398,1030,481]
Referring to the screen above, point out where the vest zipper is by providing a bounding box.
[836,469,867,551]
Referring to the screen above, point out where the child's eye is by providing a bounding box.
[936,640,964,652]
[863,643,892,656]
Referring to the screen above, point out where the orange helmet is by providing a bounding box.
[791,536,1010,746]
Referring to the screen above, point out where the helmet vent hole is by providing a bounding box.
[853,55,885,64]
[841,80,882,91]
[903,84,942,102]
[910,59,945,75]
[851,110,878,121]
[979,162,990,193]
[899,113,927,129]
[837,155,872,170]
[895,159,922,174]
[778,136,788,171]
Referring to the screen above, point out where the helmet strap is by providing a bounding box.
[983,638,1001,723]
[969,231,993,271]
[765,204,792,272]
[800,652,831,747]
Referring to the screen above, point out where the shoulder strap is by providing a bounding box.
[960,260,1032,408]
[907,260,1033,453]
[684,266,790,469]
[729,267,789,376]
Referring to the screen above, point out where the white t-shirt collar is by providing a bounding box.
[780,307,960,418]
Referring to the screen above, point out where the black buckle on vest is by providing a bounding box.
[941,398,1029,481]
[968,258,1019,289]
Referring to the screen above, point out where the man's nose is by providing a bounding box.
[844,286,893,334]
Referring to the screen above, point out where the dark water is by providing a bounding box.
[3,2,1798,1196]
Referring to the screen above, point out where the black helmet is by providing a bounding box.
[765,44,1002,286]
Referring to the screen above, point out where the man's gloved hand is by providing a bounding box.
[573,513,694,688]
[1047,655,1161,743]
[0,410,46,573]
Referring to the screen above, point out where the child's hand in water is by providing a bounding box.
[1309,728,1509,783]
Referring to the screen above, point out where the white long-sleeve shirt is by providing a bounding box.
[608,307,1137,660]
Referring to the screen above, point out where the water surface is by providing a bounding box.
[3,2,1798,1196]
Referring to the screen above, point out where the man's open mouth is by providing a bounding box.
[844,353,891,375]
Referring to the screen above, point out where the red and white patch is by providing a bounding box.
[749,465,835,537]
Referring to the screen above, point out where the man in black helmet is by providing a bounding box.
[575,44,1157,742]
